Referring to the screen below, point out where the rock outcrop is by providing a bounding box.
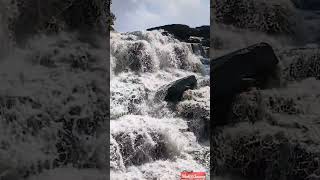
[147,24,210,47]
[211,42,280,126]
[155,75,197,103]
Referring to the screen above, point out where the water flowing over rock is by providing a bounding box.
[177,87,210,142]
[211,0,320,178]
[0,31,109,179]
[211,34,320,180]
[110,30,210,179]
[111,31,203,75]
[212,77,320,180]
[147,24,209,47]
[189,43,209,58]
[0,1,112,179]
[154,75,197,103]
[211,42,280,126]
[147,24,210,61]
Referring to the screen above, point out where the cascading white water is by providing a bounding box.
[211,1,320,179]
[110,30,210,179]
[110,30,205,75]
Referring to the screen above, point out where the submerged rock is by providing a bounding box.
[155,75,197,103]
[211,42,280,126]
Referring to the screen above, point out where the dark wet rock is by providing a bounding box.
[148,24,190,41]
[200,57,210,65]
[291,0,320,10]
[190,43,208,58]
[155,75,197,103]
[211,42,280,126]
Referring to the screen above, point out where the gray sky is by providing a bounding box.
[111,0,210,32]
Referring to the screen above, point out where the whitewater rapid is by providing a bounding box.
[110,30,210,179]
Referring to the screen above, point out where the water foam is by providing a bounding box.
[110,30,210,179]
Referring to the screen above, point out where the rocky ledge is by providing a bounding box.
[147,24,210,58]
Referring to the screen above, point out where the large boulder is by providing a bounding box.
[211,42,280,126]
[155,75,197,103]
